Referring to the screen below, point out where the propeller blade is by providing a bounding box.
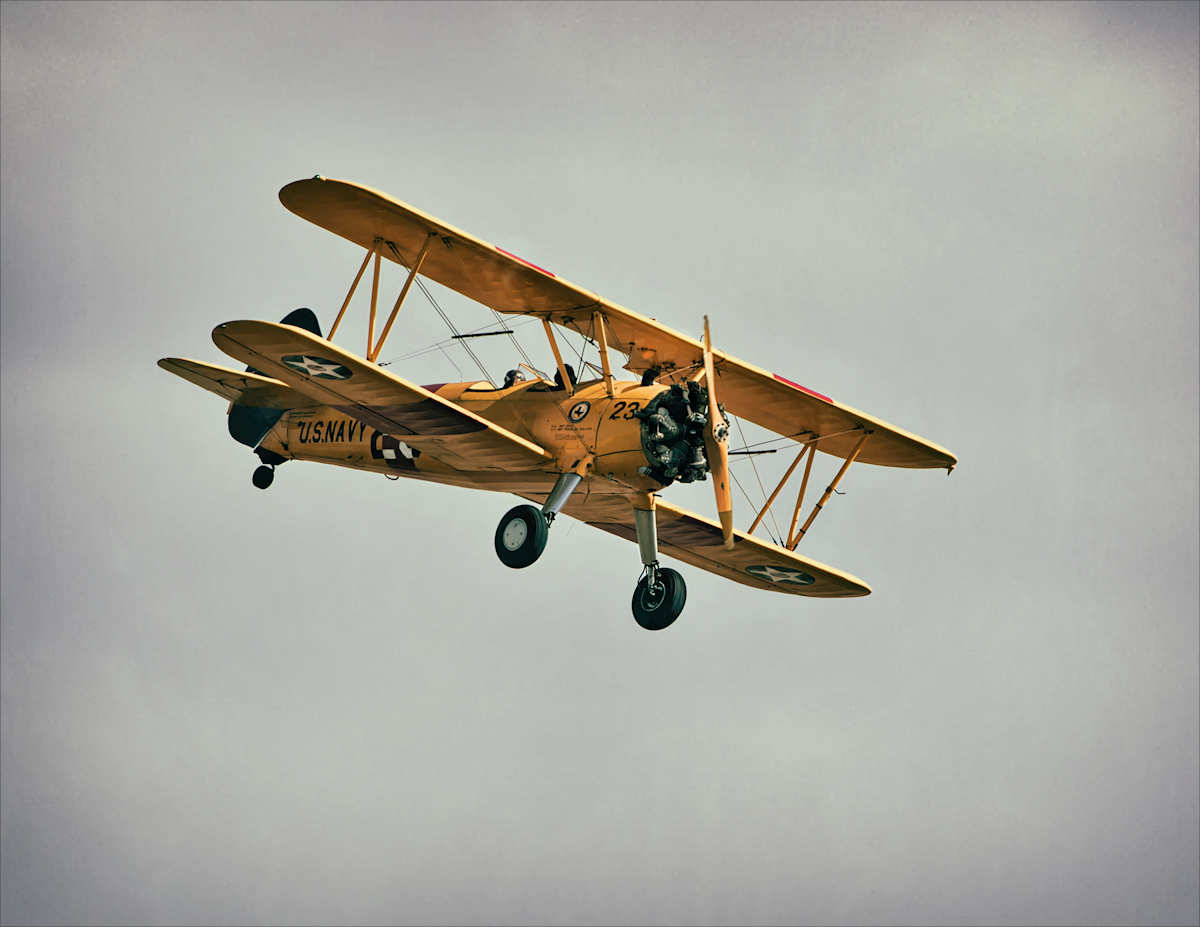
[703,315,734,550]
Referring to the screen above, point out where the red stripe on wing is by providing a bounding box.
[773,374,832,403]
[495,247,556,278]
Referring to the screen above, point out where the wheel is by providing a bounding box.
[494,504,549,568]
[632,568,686,630]
[252,465,275,489]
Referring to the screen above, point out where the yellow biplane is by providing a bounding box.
[160,177,956,630]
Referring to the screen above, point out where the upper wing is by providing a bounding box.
[280,177,603,318]
[157,358,319,409]
[280,176,955,469]
[537,492,870,599]
[707,362,956,470]
[212,321,553,472]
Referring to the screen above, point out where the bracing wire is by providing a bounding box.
[384,241,494,384]
[570,316,592,372]
[387,240,575,440]
[379,317,540,367]
[487,307,539,373]
[732,413,782,541]
[414,277,493,383]
[729,430,817,454]
[437,235,544,376]
[435,344,464,380]
[729,469,780,546]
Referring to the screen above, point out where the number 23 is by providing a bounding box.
[608,401,641,420]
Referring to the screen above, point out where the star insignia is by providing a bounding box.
[745,564,816,585]
[281,355,353,380]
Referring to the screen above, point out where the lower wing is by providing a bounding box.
[212,321,553,472]
[540,493,871,598]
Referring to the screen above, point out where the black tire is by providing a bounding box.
[252,465,275,490]
[632,568,686,630]
[494,504,549,568]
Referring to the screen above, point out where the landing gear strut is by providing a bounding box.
[631,496,686,630]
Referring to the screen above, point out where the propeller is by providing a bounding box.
[702,316,735,550]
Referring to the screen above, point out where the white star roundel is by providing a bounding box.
[568,401,591,423]
[746,564,816,585]
[281,355,353,380]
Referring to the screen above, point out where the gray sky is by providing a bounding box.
[2,2,1197,925]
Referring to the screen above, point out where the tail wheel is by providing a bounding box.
[632,567,686,630]
[252,465,275,490]
[495,505,549,568]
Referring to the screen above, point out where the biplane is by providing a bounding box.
[159,177,956,630]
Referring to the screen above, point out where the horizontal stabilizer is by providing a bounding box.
[157,358,318,409]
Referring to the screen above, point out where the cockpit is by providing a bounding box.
[463,363,581,395]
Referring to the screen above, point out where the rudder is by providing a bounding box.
[228,308,321,448]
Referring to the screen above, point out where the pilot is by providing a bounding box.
[552,363,577,391]
[502,369,527,389]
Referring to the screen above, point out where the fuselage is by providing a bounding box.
[255,377,699,498]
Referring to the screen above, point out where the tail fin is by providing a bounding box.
[279,307,322,337]
[228,308,320,448]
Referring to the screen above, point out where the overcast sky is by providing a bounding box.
[2,2,1197,926]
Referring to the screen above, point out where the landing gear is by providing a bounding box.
[630,495,687,630]
[632,565,686,631]
[252,465,275,489]
[495,505,549,568]
[493,471,583,569]
[252,448,286,490]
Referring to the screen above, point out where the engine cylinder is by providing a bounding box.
[633,382,724,487]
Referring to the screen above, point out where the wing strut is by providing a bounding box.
[789,431,871,549]
[748,441,812,537]
[593,310,615,397]
[743,426,882,548]
[541,318,574,397]
[327,247,374,342]
[785,439,819,547]
[322,234,441,364]
[369,232,436,362]
[368,246,382,358]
